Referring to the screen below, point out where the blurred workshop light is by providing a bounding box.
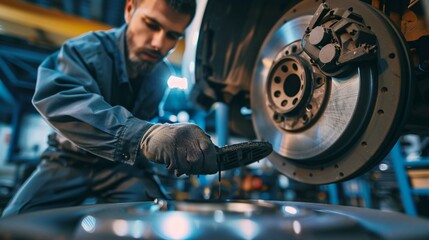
[379,163,389,171]
[167,76,188,90]
[159,213,193,239]
[293,220,302,235]
[81,215,96,233]
[282,206,298,216]
[112,219,129,237]
[189,61,195,74]
[130,220,145,239]
[278,175,290,188]
[235,219,259,239]
[240,106,252,115]
[213,210,225,223]
[168,115,178,123]
[177,111,190,123]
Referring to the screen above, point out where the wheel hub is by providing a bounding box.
[266,41,329,132]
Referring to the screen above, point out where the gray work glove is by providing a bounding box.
[140,123,218,176]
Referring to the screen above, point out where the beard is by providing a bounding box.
[126,30,162,78]
[128,58,156,78]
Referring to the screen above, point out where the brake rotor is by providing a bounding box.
[251,0,413,184]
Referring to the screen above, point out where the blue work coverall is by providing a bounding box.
[2,25,171,217]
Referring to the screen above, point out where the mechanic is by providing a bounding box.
[2,0,218,217]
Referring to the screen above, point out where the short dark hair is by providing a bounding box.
[133,0,196,25]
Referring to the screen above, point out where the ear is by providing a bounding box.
[124,0,135,23]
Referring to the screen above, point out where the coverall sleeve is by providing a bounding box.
[32,40,152,165]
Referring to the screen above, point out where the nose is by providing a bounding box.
[151,31,165,51]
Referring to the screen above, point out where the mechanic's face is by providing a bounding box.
[124,0,190,69]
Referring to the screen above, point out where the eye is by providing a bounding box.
[166,32,183,41]
[143,18,160,31]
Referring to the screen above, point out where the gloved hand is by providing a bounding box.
[140,123,218,176]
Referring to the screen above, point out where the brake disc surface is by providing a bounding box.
[251,0,413,184]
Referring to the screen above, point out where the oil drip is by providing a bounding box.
[217,157,222,200]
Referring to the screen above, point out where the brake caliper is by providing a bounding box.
[302,2,377,76]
